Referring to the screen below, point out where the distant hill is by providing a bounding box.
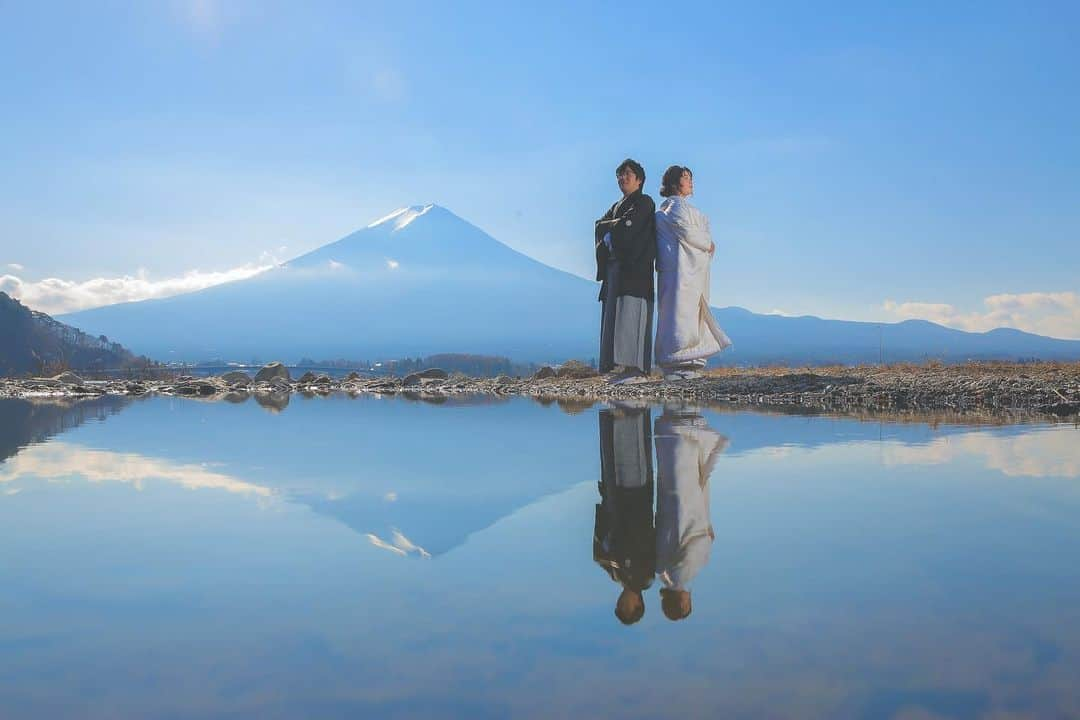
[58,205,1080,365]
[711,307,1080,366]
[0,291,147,376]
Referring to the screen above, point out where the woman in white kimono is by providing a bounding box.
[654,166,732,380]
[653,405,728,621]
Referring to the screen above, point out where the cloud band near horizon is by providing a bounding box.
[0,262,275,316]
[883,292,1080,340]
[2,260,1078,342]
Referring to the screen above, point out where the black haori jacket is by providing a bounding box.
[595,189,657,301]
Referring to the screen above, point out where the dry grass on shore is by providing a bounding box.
[701,360,1080,379]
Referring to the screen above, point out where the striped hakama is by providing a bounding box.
[599,259,654,373]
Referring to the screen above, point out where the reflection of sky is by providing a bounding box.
[1,396,1079,718]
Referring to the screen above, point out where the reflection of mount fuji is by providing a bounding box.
[0,394,599,558]
[298,492,530,558]
[0,394,1062,557]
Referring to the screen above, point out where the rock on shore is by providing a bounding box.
[254,362,290,383]
[2,362,1078,419]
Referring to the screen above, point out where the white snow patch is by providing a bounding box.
[393,204,434,230]
[390,529,431,558]
[364,528,431,558]
[367,207,411,228]
[366,204,435,231]
[364,533,407,556]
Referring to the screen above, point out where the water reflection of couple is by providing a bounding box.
[593,405,728,625]
[595,159,732,383]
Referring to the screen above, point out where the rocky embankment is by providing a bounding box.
[2,361,1079,418]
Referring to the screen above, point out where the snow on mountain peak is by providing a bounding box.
[366,204,436,231]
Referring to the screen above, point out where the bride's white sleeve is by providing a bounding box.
[678,204,713,254]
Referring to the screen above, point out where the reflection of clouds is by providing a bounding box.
[364,529,431,559]
[883,429,1080,479]
[0,442,273,496]
[758,446,797,459]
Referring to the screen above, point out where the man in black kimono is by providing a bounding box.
[595,158,657,377]
[593,406,656,625]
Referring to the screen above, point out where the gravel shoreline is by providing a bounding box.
[3,363,1078,420]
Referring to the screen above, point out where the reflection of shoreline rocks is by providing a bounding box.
[0,395,132,464]
[1,363,1078,419]
[254,391,291,413]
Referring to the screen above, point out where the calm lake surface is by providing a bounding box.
[1,394,1079,719]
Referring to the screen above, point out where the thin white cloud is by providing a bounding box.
[7,263,23,271]
[0,260,278,316]
[884,291,1080,340]
[261,246,288,264]
[730,135,834,156]
[173,0,223,39]
[883,429,1080,479]
[371,68,407,103]
[0,442,274,497]
[740,429,1079,480]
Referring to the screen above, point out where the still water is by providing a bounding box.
[1,394,1078,719]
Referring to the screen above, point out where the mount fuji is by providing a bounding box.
[59,204,1080,365]
[61,205,599,362]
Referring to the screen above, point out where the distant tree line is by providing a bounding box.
[291,353,543,378]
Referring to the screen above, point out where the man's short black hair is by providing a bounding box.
[616,158,645,185]
[615,601,645,625]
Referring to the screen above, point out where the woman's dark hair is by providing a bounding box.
[660,588,692,621]
[659,165,692,198]
[615,158,645,185]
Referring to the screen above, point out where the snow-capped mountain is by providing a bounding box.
[58,204,1080,365]
[61,205,600,362]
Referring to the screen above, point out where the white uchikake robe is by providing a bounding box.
[654,411,728,591]
[654,196,732,369]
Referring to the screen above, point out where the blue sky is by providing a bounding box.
[1,1,1078,336]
